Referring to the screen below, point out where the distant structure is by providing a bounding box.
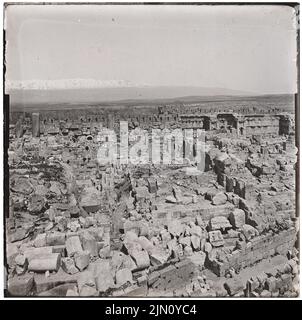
[107,113,115,130]
[15,119,24,138]
[32,112,40,137]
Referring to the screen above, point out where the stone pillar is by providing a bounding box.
[15,119,24,138]
[32,112,40,137]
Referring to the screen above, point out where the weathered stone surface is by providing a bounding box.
[38,283,77,297]
[187,252,206,268]
[68,206,80,218]
[190,225,203,237]
[131,250,150,269]
[172,186,182,202]
[66,236,83,257]
[179,236,191,247]
[23,247,53,261]
[34,266,78,293]
[195,215,205,227]
[95,268,115,293]
[139,221,150,237]
[208,230,225,247]
[191,235,201,251]
[99,245,111,259]
[77,270,96,292]
[66,287,79,297]
[46,231,66,246]
[14,253,28,275]
[10,226,32,242]
[123,231,141,255]
[28,194,46,214]
[229,209,246,229]
[79,285,99,296]
[210,216,232,231]
[204,242,212,254]
[165,195,177,203]
[111,251,137,272]
[61,257,79,274]
[74,250,90,271]
[7,275,34,296]
[160,230,172,246]
[224,277,245,296]
[168,220,184,237]
[150,248,170,266]
[28,253,61,272]
[136,236,154,252]
[242,224,259,241]
[124,220,141,235]
[81,232,98,257]
[67,220,81,232]
[212,192,227,205]
[10,177,33,195]
[34,233,47,247]
[15,254,28,267]
[79,186,102,213]
[184,245,193,256]
[115,268,133,286]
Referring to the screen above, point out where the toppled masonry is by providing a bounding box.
[6,97,299,297]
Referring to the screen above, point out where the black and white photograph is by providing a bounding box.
[2,2,300,299]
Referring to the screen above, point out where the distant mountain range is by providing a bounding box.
[7,81,255,105]
[6,79,145,91]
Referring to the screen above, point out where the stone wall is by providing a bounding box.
[209,227,297,276]
[154,202,234,224]
[147,259,197,292]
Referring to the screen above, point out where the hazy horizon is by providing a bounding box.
[5,4,298,96]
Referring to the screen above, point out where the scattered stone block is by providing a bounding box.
[99,245,111,259]
[66,286,79,297]
[80,285,99,296]
[137,236,155,254]
[187,252,206,268]
[34,269,78,294]
[52,245,66,256]
[81,232,98,257]
[204,242,212,254]
[260,290,272,297]
[38,283,77,297]
[191,235,201,250]
[7,275,34,296]
[224,277,245,296]
[28,253,61,272]
[212,192,227,205]
[209,230,225,247]
[229,209,246,229]
[46,231,66,246]
[74,250,90,271]
[190,225,203,237]
[115,268,133,287]
[150,248,170,266]
[179,236,191,247]
[95,268,115,293]
[168,220,184,237]
[66,236,83,257]
[242,224,259,241]
[131,250,150,269]
[210,216,232,231]
[265,277,277,292]
[184,246,193,256]
[23,247,53,261]
[34,233,47,247]
[61,257,79,275]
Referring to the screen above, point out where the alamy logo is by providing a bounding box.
[96,121,208,172]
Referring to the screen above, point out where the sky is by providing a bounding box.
[4,4,298,94]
